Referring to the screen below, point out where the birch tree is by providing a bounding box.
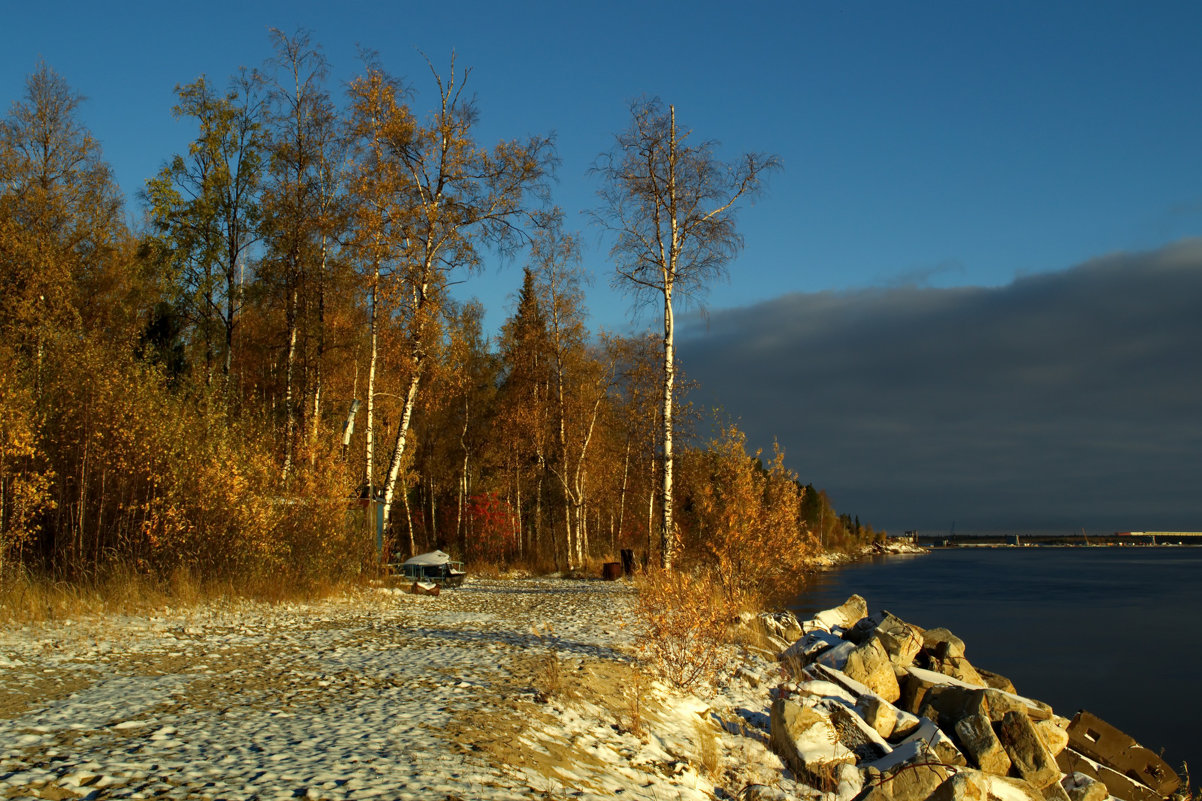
[261,29,344,479]
[592,98,779,570]
[346,65,407,501]
[146,72,264,388]
[530,216,609,569]
[351,58,552,535]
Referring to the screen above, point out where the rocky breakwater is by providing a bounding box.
[749,595,1184,801]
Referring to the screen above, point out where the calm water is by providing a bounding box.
[790,547,1200,773]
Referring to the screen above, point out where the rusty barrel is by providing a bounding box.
[602,562,622,581]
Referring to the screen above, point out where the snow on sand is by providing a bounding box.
[1,578,798,800]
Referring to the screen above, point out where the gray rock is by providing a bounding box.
[1061,771,1108,801]
[782,628,844,668]
[813,639,857,671]
[954,713,1012,775]
[998,710,1060,789]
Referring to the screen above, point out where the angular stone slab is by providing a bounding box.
[922,627,966,660]
[769,698,855,788]
[903,666,1052,721]
[1057,747,1163,801]
[954,713,1012,775]
[901,717,967,767]
[810,594,869,633]
[858,692,899,739]
[1065,710,1179,795]
[843,638,901,703]
[1033,717,1069,758]
[927,768,1043,801]
[998,710,1060,789]
[873,612,925,668]
[931,653,987,686]
[859,742,954,801]
[976,667,1017,693]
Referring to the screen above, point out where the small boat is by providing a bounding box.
[395,550,466,587]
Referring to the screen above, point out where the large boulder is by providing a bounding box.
[810,594,870,632]
[857,692,899,739]
[954,713,1012,775]
[900,716,967,767]
[1033,717,1069,757]
[842,638,901,702]
[997,710,1061,789]
[922,627,966,660]
[931,654,987,686]
[859,742,954,801]
[872,612,925,667]
[769,698,855,788]
[927,769,1044,801]
[902,667,1050,723]
[782,628,844,668]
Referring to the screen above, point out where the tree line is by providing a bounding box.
[0,31,881,596]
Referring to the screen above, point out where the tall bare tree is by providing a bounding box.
[592,98,779,570]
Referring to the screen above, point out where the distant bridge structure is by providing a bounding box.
[911,530,1202,547]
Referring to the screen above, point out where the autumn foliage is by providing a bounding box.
[677,425,820,607]
[1,45,880,605]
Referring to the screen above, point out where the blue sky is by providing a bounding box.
[5,1,1201,530]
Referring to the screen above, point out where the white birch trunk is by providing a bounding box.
[364,264,379,497]
[660,285,676,570]
[282,286,299,482]
[381,360,422,534]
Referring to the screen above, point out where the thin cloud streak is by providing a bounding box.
[678,239,1202,534]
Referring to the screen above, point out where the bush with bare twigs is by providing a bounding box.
[633,568,737,691]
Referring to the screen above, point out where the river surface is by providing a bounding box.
[789,546,1199,774]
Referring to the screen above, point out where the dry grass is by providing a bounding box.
[0,563,358,625]
[694,719,722,781]
[620,667,648,740]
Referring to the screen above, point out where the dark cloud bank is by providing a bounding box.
[677,240,1202,534]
